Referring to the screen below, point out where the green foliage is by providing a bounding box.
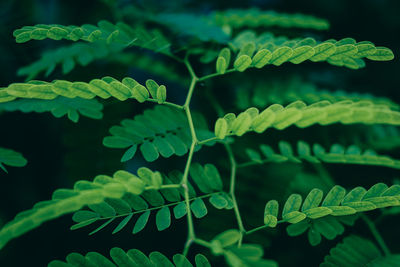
[1,5,399,267]
[0,147,27,173]
[243,140,400,169]
[103,106,215,162]
[49,247,211,267]
[0,77,167,103]
[70,163,231,234]
[263,183,400,226]
[0,97,103,122]
[235,76,399,110]
[213,8,330,30]
[214,100,400,139]
[13,21,172,55]
[321,235,400,266]
[216,31,394,73]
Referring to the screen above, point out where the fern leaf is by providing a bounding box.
[18,42,125,80]
[216,32,394,73]
[103,106,215,162]
[13,21,172,55]
[49,248,211,267]
[263,183,400,228]
[0,169,158,250]
[214,100,400,139]
[235,76,399,110]
[321,235,400,267]
[0,97,103,122]
[212,8,330,30]
[0,77,167,103]
[0,147,27,173]
[70,163,231,235]
[243,140,400,169]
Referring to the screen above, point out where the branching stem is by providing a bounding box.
[360,213,391,256]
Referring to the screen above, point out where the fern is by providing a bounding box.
[70,163,231,234]
[49,248,211,267]
[2,5,399,267]
[103,106,215,162]
[212,8,330,30]
[0,97,103,122]
[263,183,400,226]
[214,100,400,139]
[0,77,167,103]
[321,235,400,266]
[0,147,27,173]
[13,21,172,56]
[214,31,394,73]
[235,77,399,110]
[17,42,125,80]
[242,140,400,169]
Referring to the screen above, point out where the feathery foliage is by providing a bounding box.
[214,100,400,139]
[103,106,215,162]
[1,4,399,267]
[49,248,211,267]
[0,97,103,122]
[243,140,400,169]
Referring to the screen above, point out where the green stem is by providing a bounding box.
[198,68,235,82]
[197,136,219,145]
[246,220,285,235]
[360,213,391,256]
[146,99,184,110]
[194,238,213,248]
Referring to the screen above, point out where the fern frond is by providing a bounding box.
[263,183,400,228]
[154,13,230,43]
[321,235,400,266]
[243,140,400,169]
[0,77,167,103]
[49,247,211,267]
[210,229,278,267]
[213,9,330,30]
[0,97,103,122]
[70,163,231,234]
[214,100,400,139]
[286,214,358,246]
[103,106,215,162]
[236,77,399,110]
[13,21,172,56]
[0,167,172,250]
[214,32,394,73]
[18,42,124,80]
[0,147,27,173]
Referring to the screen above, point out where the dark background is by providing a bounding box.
[0,0,399,266]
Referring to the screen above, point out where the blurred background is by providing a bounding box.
[0,0,399,266]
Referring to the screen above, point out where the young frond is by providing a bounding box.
[321,235,400,267]
[0,97,103,122]
[235,77,398,110]
[103,106,215,162]
[214,100,400,139]
[0,168,168,250]
[18,42,124,80]
[49,247,211,267]
[13,21,172,56]
[263,183,400,228]
[214,32,394,73]
[71,163,231,235]
[243,140,400,169]
[0,147,27,173]
[0,77,167,103]
[212,8,330,30]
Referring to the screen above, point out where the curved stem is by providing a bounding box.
[198,68,235,82]
[361,213,391,256]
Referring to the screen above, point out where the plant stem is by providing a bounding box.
[198,68,235,82]
[360,213,391,256]
[146,99,184,110]
[224,143,246,246]
[197,136,219,145]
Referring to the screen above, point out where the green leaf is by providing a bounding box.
[112,214,133,234]
[132,211,150,234]
[156,206,171,231]
[191,198,208,218]
[212,229,241,248]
